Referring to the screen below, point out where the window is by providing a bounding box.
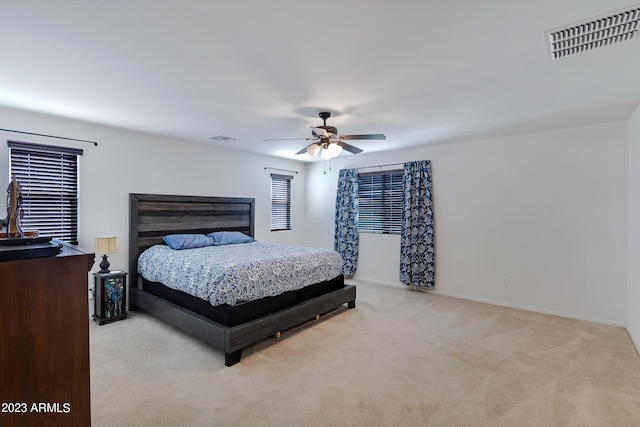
[358,170,403,234]
[270,174,292,231]
[8,141,82,244]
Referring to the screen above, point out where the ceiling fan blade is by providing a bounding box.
[263,137,310,142]
[295,143,317,155]
[337,141,363,154]
[339,134,386,140]
[311,127,329,138]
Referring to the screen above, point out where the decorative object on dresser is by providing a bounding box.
[6,174,25,238]
[95,235,117,273]
[0,242,94,427]
[129,193,356,366]
[1,175,62,261]
[93,271,128,325]
[5,174,38,239]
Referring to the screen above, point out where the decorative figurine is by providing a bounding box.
[6,174,25,238]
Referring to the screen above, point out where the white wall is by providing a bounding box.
[628,104,640,352]
[1,104,633,329]
[306,122,629,325]
[0,105,307,289]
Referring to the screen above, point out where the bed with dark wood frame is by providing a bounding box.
[129,193,356,366]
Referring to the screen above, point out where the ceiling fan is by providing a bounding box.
[266,112,386,159]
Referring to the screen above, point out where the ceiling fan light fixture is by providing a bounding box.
[307,144,321,158]
[320,147,333,160]
[318,142,342,160]
[326,142,343,157]
[274,111,383,158]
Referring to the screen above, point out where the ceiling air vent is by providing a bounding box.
[208,135,238,141]
[545,4,640,60]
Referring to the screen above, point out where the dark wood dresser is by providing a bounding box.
[0,244,94,427]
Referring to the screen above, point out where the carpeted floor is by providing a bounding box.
[90,280,640,426]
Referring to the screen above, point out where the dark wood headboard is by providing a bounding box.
[129,193,255,287]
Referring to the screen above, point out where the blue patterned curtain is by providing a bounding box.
[334,169,359,277]
[400,160,435,288]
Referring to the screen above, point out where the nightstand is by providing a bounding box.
[93,271,127,325]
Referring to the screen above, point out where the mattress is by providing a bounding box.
[137,241,343,306]
[142,274,345,327]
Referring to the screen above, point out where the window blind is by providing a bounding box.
[270,174,292,231]
[358,169,403,234]
[8,141,82,244]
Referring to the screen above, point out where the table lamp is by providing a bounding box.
[95,236,117,273]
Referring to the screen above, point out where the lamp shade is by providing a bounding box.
[326,143,343,158]
[320,142,343,160]
[320,148,331,160]
[307,144,321,158]
[95,236,117,255]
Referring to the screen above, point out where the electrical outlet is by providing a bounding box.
[501,276,509,287]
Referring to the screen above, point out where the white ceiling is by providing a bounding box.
[1,1,639,161]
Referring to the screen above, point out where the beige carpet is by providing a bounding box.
[90,280,640,426]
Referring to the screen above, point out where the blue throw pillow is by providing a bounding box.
[207,231,255,246]
[163,234,214,250]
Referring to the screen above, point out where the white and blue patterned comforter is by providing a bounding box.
[137,242,343,306]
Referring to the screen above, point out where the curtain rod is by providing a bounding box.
[264,167,299,174]
[357,162,405,171]
[0,128,98,146]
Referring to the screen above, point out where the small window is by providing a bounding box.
[358,170,403,234]
[8,141,82,244]
[270,174,292,231]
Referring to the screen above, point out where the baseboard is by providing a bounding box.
[351,277,627,328]
[433,289,626,327]
[627,326,640,356]
[349,277,407,289]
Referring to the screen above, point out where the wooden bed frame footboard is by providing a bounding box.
[129,193,356,366]
[130,284,356,366]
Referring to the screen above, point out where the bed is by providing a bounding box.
[128,193,356,366]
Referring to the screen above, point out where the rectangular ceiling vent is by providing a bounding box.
[208,135,238,141]
[546,4,640,60]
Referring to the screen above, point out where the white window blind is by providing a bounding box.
[8,141,82,244]
[358,170,403,234]
[270,174,292,231]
